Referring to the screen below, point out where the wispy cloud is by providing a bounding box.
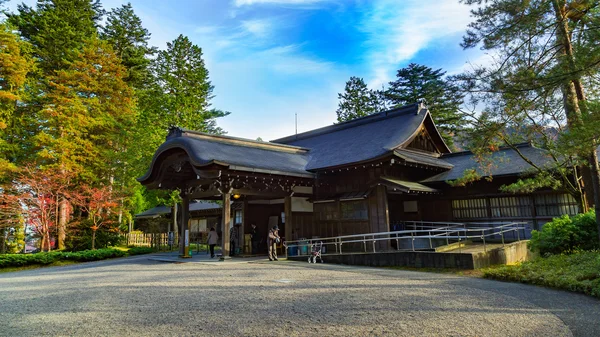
[240,19,273,38]
[360,0,473,87]
[234,0,327,6]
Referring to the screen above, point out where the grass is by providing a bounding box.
[482,251,600,298]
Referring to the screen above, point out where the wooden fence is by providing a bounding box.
[125,232,209,251]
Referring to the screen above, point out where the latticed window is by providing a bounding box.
[452,199,487,219]
[341,200,368,220]
[490,196,532,218]
[535,194,578,216]
[314,202,338,221]
[234,210,242,225]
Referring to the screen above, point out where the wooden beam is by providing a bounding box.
[179,194,191,258]
[220,192,231,260]
[284,196,292,248]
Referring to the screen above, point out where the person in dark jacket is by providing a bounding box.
[250,223,259,255]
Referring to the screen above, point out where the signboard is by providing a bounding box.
[184,230,189,246]
[168,231,174,246]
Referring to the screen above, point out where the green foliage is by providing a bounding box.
[101,3,155,88]
[127,247,155,255]
[336,76,384,123]
[383,63,465,146]
[447,169,480,187]
[0,23,34,180]
[0,248,126,268]
[65,220,123,252]
[500,171,563,194]
[529,210,599,255]
[483,251,600,298]
[7,0,103,73]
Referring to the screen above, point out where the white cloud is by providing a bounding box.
[240,19,273,38]
[361,0,473,87]
[234,0,326,6]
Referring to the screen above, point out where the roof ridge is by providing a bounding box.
[271,103,421,144]
[443,142,534,158]
[167,127,310,154]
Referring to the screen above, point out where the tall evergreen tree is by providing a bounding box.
[149,34,227,132]
[384,63,465,146]
[0,23,34,180]
[336,76,384,123]
[101,3,155,89]
[459,0,600,236]
[8,0,103,73]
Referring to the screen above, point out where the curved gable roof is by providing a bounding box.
[272,103,449,170]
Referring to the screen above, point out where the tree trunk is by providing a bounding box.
[91,229,96,250]
[58,198,68,250]
[552,0,600,238]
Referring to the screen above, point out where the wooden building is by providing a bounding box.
[138,103,579,257]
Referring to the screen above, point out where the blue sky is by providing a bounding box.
[10,0,488,140]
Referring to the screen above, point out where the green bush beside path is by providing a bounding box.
[483,251,600,298]
[0,247,157,269]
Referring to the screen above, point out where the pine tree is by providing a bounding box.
[336,76,383,123]
[459,0,600,237]
[101,3,155,89]
[35,37,135,181]
[150,34,228,132]
[0,23,34,180]
[7,0,103,73]
[384,63,465,146]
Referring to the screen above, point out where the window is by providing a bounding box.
[315,202,338,221]
[234,210,242,225]
[403,201,418,213]
[490,196,532,218]
[535,194,578,216]
[341,200,368,220]
[452,199,487,219]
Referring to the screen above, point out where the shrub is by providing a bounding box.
[528,210,599,255]
[65,220,124,251]
[483,251,600,298]
[0,248,126,268]
[127,247,155,255]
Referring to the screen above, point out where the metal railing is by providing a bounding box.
[285,221,530,257]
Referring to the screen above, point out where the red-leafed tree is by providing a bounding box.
[2,166,73,251]
[71,185,119,250]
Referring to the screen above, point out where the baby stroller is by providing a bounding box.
[308,241,323,263]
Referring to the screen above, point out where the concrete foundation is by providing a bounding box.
[288,241,533,270]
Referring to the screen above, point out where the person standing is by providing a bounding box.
[229,225,238,257]
[267,226,280,261]
[250,223,259,255]
[206,227,218,258]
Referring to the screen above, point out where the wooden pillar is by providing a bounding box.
[369,185,390,251]
[284,196,293,246]
[221,192,231,260]
[179,195,191,258]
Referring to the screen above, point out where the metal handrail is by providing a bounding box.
[285,221,530,257]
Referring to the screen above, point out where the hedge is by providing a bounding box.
[0,248,127,268]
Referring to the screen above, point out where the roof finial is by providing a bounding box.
[417,98,427,113]
[167,125,184,140]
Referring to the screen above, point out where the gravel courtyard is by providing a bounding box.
[1,254,599,337]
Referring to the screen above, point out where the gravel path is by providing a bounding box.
[0,255,598,336]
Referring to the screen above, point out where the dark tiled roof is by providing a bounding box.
[272,103,430,170]
[421,144,555,183]
[394,149,453,169]
[139,129,313,181]
[135,202,221,219]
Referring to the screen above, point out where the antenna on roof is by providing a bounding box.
[295,113,298,139]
